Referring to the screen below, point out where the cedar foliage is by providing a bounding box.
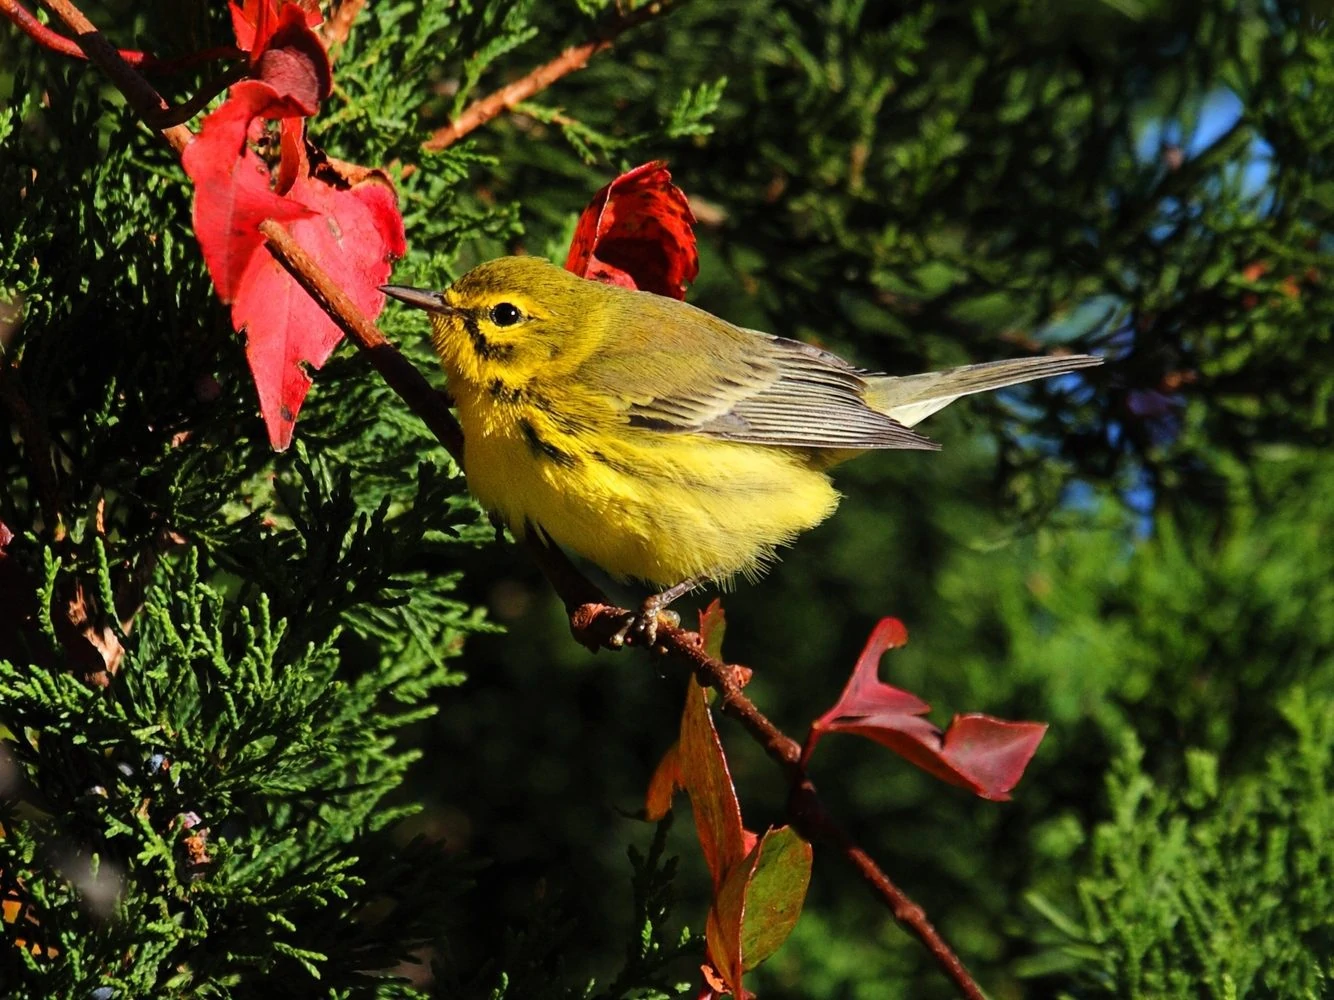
[1,1,1331,998]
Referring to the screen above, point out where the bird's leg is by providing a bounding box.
[611,577,703,649]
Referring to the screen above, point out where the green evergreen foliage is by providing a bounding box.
[1052,709,1332,998]
[2,1,1331,998]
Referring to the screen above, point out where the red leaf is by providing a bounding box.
[230,0,320,54]
[184,82,406,450]
[252,2,332,113]
[0,521,12,553]
[564,161,698,299]
[182,82,313,301]
[229,0,278,53]
[233,169,404,448]
[803,619,1047,801]
[679,677,747,891]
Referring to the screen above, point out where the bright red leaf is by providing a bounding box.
[229,0,321,55]
[803,618,1047,801]
[184,81,406,450]
[564,160,698,299]
[182,83,313,300]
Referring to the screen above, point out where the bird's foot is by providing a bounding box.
[608,605,681,649]
[607,578,700,649]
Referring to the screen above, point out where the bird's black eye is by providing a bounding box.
[490,302,522,327]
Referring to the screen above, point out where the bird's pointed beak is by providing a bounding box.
[380,284,456,315]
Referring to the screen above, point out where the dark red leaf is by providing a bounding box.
[935,714,1050,797]
[252,2,331,113]
[803,618,1047,801]
[564,161,698,299]
[184,81,406,450]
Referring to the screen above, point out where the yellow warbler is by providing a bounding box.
[383,257,1101,639]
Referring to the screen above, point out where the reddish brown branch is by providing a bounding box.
[422,1,673,152]
[787,781,987,1000]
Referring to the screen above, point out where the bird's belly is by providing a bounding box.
[461,415,840,587]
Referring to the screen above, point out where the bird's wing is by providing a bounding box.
[573,296,938,452]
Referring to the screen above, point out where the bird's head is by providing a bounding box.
[382,256,599,389]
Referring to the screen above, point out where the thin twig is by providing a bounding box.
[422,1,674,151]
[18,5,989,993]
[146,63,248,129]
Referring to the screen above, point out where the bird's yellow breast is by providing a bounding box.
[450,379,840,586]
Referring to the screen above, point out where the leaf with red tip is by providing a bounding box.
[803,618,1047,801]
[565,161,698,299]
[679,676,747,890]
[704,825,809,996]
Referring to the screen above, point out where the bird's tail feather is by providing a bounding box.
[866,354,1102,428]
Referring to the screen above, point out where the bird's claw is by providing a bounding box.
[609,606,680,649]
